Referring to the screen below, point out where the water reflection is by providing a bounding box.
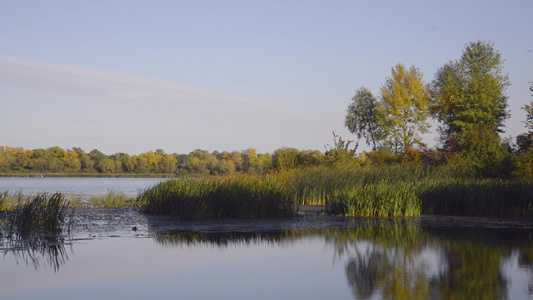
[155,230,287,248]
[2,214,533,299]
[153,221,533,300]
[1,235,70,272]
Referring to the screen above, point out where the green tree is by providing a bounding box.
[512,83,533,180]
[217,158,236,174]
[257,153,272,173]
[272,147,300,171]
[447,124,510,177]
[134,155,150,174]
[159,153,177,174]
[120,153,135,173]
[89,149,107,169]
[522,82,533,131]
[98,158,117,173]
[379,64,431,152]
[431,41,510,139]
[345,87,384,150]
[229,151,244,172]
[63,150,81,173]
[73,147,94,172]
[242,148,259,173]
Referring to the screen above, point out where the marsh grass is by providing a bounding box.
[3,192,71,236]
[90,190,135,208]
[419,179,533,217]
[287,164,533,218]
[0,191,8,211]
[285,164,438,217]
[138,174,294,219]
[327,181,420,218]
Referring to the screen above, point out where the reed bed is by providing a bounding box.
[90,190,136,208]
[115,164,533,219]
[327,181,420,218]
[3,192,71,236]
[286,164,533,218]
[0,190,8,211]
[419,179,533,217]
[138,174,295,219]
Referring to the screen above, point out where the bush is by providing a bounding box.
[447,125,511,178]
[512,148,533,181]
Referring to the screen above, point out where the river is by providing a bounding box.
[0,178,532,299]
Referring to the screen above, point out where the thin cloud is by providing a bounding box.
[0,54,262,108]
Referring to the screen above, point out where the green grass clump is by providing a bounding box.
[285,164,438,217]
[138,175,294,219]
[0,190,8,211]
[5,192,71,236]
[90,190,135,207]
[419,179,533,217]
[327,181,420,218]
[286,163,533,218]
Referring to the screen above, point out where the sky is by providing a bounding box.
[0,1,532,155]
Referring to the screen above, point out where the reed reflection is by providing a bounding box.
[1,235,70,272]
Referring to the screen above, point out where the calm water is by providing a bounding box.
[0,177,168,200]
[1,178,533,299]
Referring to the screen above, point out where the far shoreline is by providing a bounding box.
[0,173,177,178]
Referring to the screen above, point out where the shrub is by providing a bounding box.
[447,125,511,178]
[512,148,533,181]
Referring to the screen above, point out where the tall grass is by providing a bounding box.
[419,179,533,217]
[138,174,294,219]
[90,190,135,207]
[287,164,533,218]
[285,164,443,218]
[327,181,420,218]
[0,190,8,211]
[3,192,71,236]
[140,164,533,219]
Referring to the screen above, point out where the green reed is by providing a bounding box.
[0,190,8,211]
[286,163,533,218]
[139,164,533,219]
[419,179,533,217]
[90,190,135,208]
[138,174,295,219]
[4,192,71,236]
[327,181,420,218]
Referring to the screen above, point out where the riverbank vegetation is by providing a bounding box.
[0,192,71,237]
[138,175,294,219]
[2,41,533,219]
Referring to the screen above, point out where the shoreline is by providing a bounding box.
[0,173,176,178]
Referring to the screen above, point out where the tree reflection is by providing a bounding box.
[434,241,508,300]
[150,219,533,299]
[345,248,387,299]
[518,245,533,296]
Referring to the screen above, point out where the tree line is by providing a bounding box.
[345,41,533,179]
[2,41,532,180]
[0,138,355,176]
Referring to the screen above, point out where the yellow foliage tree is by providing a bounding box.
[379,64,431,152]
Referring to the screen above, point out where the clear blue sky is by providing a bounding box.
[0,0,531,155]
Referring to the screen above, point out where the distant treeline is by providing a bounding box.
[0,144,355,176]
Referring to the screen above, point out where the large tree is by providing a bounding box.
[515,82,533,152]
[345,87,384,150]
[378,64,431,152]
[522,82,533,131]
[431,41,510,139]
